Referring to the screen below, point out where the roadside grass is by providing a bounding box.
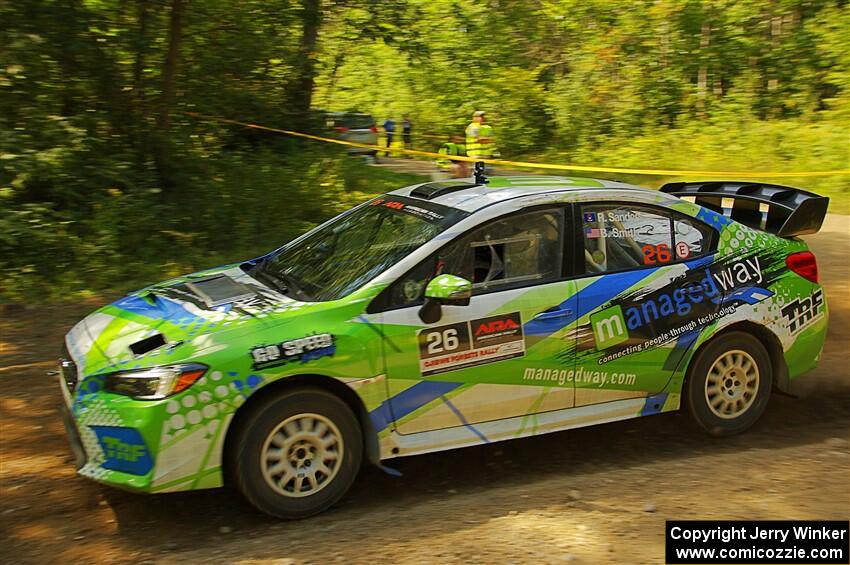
[535,113,850,214]
[0,149,424,304]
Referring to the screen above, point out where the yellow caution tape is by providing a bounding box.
[184,112,850,178]
[378,129,446,141]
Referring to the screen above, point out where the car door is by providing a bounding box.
[376,207,579,435]
[572,202,718,407]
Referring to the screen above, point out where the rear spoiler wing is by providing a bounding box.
[660,181,829,237]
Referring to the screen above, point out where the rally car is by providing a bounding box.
[59,175,829,518]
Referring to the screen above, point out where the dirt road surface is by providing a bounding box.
[1,215,848,565]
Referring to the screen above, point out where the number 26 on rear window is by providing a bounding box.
[643,243,672,265]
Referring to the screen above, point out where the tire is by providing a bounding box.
[685,331,772,436]
[232,387,362,519]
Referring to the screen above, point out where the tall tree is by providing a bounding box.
[154,0,187,193]
[284,0,321,126]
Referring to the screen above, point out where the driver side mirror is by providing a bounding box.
[418,274,472,324]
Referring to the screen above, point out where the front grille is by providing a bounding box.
[59,346,78,392]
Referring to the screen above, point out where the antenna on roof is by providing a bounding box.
[473,161,488,185]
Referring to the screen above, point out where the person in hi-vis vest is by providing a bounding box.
[465,110,496,160]
[435,135,468,178]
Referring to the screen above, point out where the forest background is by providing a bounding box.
[2,0,847,300]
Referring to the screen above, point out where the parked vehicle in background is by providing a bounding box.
[324,112,378,158]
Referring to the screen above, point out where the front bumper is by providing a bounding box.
[58,365,159,492]
[60,402,87,471]
[57,361,242,494]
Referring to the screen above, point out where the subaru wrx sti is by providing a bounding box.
[59,176,829,518]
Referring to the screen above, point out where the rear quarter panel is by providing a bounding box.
[665,204,828,394]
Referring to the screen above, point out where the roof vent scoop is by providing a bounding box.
[409,180,481,200]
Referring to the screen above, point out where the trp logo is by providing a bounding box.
[590,305,629,349]
[91,425,153,475]
[102,436,146,461]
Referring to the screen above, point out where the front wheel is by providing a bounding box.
[232,387,363,519]
[685,332,772,436]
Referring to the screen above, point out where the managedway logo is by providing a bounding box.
[590,305,629,349]
[590,257,766,350]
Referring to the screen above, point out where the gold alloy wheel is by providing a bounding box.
[704,349,760,420]
[260,413,344,498]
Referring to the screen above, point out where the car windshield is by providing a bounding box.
[254,196,468,301]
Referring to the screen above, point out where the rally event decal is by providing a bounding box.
[418,312,525,377]
[250,333,335,369]
[369,197,445,223]
[782,289,824,335]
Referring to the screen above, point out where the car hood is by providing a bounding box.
[64,264,310,376]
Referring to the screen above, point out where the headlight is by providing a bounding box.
[103,364,208,400]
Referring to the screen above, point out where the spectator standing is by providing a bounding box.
[435,135,468,178]
[465,110,495,160]
[383,117,396,156]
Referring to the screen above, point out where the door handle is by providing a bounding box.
[533,308,573,321]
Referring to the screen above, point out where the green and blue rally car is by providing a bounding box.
[59,174,830,518]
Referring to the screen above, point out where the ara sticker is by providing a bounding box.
[251,333,335,369]
[417,312,525,377]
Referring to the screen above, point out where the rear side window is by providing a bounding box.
[580,204,713,274]
[582,205,673,273]
[673,217,712,261]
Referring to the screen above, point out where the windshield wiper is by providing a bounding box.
[277,270,312,302]
[250,263,289,296]
[251,260,312,301]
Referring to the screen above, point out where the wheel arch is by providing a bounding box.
[686,321,789,392]
[221,373,380,486]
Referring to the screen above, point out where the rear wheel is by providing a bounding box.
[685,332,772,436]
[232,387,362,519]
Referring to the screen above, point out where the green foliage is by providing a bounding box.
[0,0,847,302]
[319,0,850,157]
[0,142,420,301]
[554,104,850,213]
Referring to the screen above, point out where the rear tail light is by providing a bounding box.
[334,126,348,133]
[786,251,819,283]
[369,126,378,133]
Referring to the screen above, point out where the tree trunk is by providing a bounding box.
[132,0,149,109]
[697,20,711,117]
[154,0,186,194]
[323,52,345,110]
[285,0,321,127]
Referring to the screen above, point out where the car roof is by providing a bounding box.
[390,175,656,213]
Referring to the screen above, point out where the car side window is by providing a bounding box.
[581,205,674,273]
[386,209,564,308]
[673,217,712,260]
